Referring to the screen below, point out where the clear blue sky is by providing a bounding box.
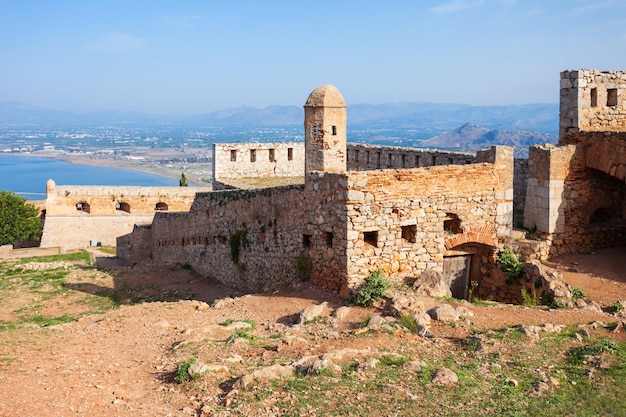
[1,0,625,114]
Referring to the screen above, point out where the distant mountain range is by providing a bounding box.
[0,101,559,135]
[421,123,558,156]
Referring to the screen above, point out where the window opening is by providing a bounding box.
[269,148,275,162]
[287,147,293,161]
[302,234,311,248]
[331,125,337,135]
[76,201,90,213]
[401,225,417,243]
[363,230,378,247]
[116,201,131,213]
[607,88,618,107]
[444,213,462,234]
[323,231,333,247]
[155,202,168,211]
[590,88,598,107]
[415,155,420,167]
[313,125,319,136]
[250,149,257,162]
[401,154,407,168]
[388,153,393,167]
[230,149,237,161]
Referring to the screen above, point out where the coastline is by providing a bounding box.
[24,148,213,187]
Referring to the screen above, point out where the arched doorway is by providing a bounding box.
[443,242,496,299]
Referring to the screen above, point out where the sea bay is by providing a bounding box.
[0,154,180,200]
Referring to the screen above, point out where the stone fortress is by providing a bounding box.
[40,180,210,249]
[40,69,626,301]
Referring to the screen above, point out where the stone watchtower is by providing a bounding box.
[304,84,347,174]
[560,69,626,139]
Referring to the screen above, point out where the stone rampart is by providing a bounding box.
[212,142,476,181]
[151,185,308,292]
[560,69,626,137]
[343,147,512,290]
[213,142,304,180]
[347,143,476,170]
[41,180,209,249]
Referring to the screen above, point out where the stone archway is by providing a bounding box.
[443,239,497,300]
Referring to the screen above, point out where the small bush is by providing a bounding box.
[398,313,418,334]
[174,358,197,383]
[614,301,624,313]
[351,270,391,307]
[521,287,539,307]
[497,249,524,284]
[567,339,618,365]
[571,286,586,301]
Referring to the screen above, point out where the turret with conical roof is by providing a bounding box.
[304,84,347,174]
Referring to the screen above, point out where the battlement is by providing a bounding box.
[560,69,626,139]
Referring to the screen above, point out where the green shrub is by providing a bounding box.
[521,287,539,307]
[567,339,618,365]
[571,286,586,301]
[174,358,197,383]
[351,270,391,306]
[497,249,524,284]
[614,301,624,313]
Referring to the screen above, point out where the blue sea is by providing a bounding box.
[0,154,180,200]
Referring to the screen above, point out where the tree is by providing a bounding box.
[0,191,42,246]
[179,172,188,187]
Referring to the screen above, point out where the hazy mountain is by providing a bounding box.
[421,123,558,156]
[0,101,559,134]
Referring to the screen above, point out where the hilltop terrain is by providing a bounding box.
[0,248,625,416]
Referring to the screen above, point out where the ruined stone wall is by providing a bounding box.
[117,224,153,263]
[347,144,475,171]
[212,142,476,180]
[213,142,304,181]
[343,146,513,289]
[41,180,208,249]
[150,186,308,292]
[41,214,155,249]
[560,69,626,138]
[524,138,626,256]
[45,181,206,215]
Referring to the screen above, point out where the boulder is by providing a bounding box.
[412,269,451,298]
[432,368,458,386]
[428,304,459,322]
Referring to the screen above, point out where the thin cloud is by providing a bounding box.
[430,0,485,15]
[88,33,146,53]
[566,0,620,17]
[158,14,205,31]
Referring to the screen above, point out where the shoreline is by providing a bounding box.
[7,150,212,188]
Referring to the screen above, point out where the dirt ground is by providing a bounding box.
[1,247,626,416]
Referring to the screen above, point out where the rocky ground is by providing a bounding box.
[1,247,626,416]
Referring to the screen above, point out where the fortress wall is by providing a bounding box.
[560,69,626,138]
[347,143,476,171]
[117,224,152,263]
[524,138,626,256]
[212,142,477,181]
[343,146,513,288]
[151,185,308,292]
[213,142,304,180]
[41,214,155,249]
[41,181,208,249]
[46,183,206,215]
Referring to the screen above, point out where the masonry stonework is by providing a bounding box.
[524,69,626,256]
[119,84,514,300]
[41,180,209,249]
